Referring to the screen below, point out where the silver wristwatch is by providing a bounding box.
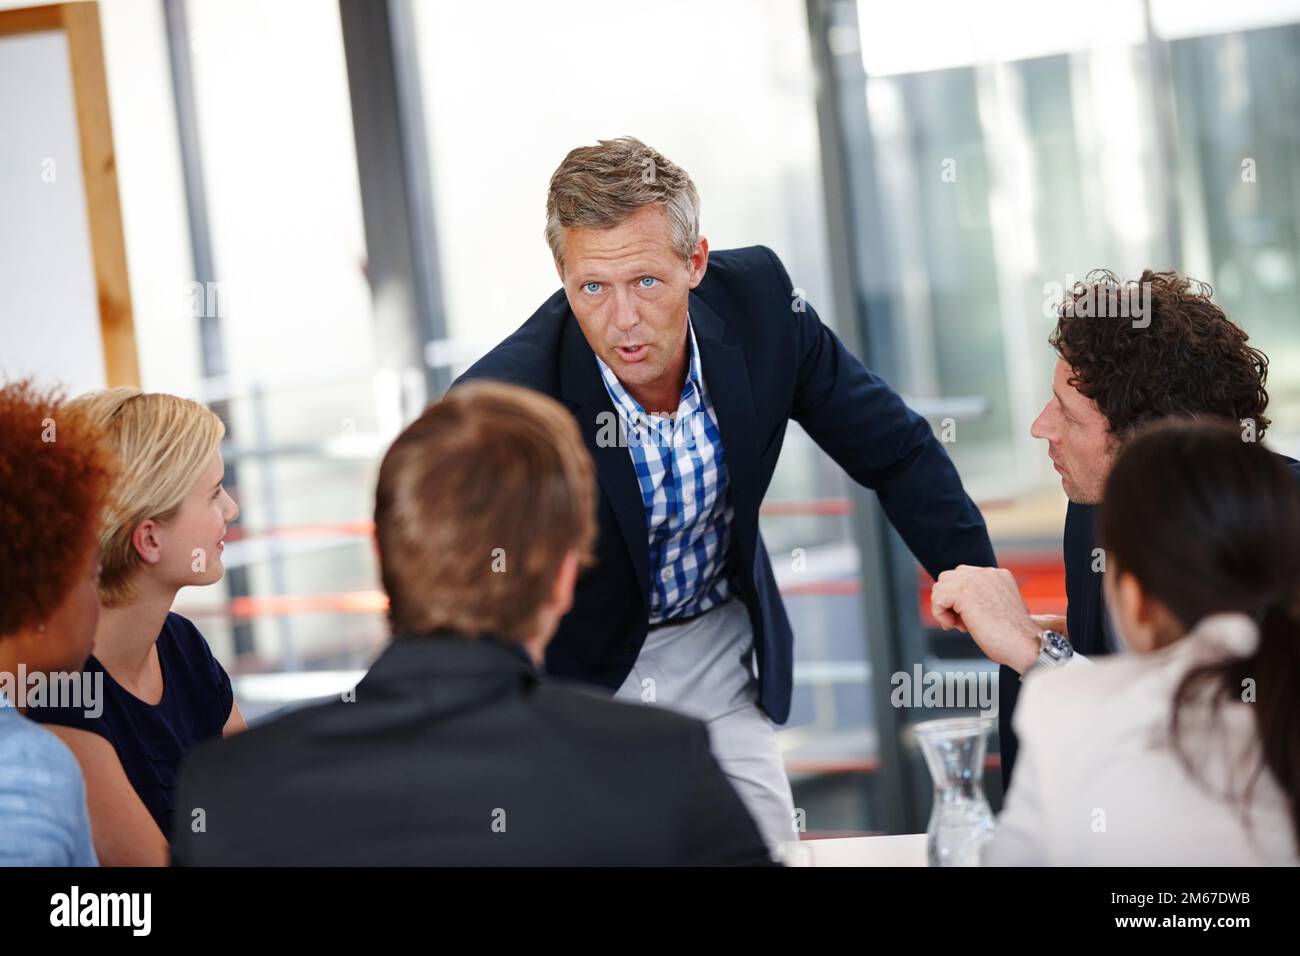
[1026,629,1073,675]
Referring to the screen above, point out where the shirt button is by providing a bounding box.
[682,487,694,504]
[661,567,674,582]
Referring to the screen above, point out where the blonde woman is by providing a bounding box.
[31,388,246,866]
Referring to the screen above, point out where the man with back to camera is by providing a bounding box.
[929,269,1300,789]
[172,381,775,866]
[453,137,997,848]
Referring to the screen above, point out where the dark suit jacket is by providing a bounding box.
[453,246,996,723]
[172,634,773,866]
[998,453,1300,790]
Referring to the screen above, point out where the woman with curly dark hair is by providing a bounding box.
[0,381,115,866]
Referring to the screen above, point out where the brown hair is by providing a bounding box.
[1098,419,1300,849]
[545,136,700,266]
[374,381,597,642]
[1050,269,1270,440]
[0,381,115,638]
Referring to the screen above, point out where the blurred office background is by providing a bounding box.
[2,0,1298,836]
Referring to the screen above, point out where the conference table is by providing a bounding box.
[776,833,928,867]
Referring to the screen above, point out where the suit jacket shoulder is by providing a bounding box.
[173,672,770,866]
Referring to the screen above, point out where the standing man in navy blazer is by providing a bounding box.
[453,137,995,847]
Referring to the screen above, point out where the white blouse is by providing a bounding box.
[990,613,1298,866]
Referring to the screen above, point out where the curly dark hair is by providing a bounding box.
[1049,269,1270,439]
[0,380,115,638]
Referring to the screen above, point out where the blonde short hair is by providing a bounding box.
[67,388,225,607]
[375,381,597,642]
[545,136,700,266]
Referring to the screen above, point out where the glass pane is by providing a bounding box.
[181,0,389,691]
[850,0,1300,823]
[851,0,1169,817]
[1163,15,1300,453]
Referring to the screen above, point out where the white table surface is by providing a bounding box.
[776,833,928,867]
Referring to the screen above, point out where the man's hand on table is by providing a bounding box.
[929,565,1045,675]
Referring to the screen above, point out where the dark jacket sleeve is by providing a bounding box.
[169,756,198,866]
[169,738,227,866]
[1063,502,1108,656]
[763,247,996,577]
[679,722,779,866]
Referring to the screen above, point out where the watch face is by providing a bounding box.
[1043,630,1071,657]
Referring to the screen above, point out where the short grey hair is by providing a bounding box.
[545,136,700,266]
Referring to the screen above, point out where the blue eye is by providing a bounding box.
[638,277,658,288]
[582,282,602,294]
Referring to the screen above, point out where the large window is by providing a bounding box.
[1167,17,1300,452]
[835,0,1300,827]
[169,0,390,684]
[32,0,1296,836]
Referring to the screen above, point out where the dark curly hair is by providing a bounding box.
[0,381,115,638]
[1049,269,1270,439]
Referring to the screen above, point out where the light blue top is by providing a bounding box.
[0,690,98,866]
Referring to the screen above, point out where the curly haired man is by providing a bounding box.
[928,270,1300,788]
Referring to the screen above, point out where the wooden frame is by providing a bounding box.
[0,2,139,386]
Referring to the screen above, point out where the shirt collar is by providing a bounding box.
[595,313,703,416]
[1184,612,1261,657]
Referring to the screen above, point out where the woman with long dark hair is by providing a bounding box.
[990,419,1300,864]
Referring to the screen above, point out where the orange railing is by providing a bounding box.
[186,499,1068,621]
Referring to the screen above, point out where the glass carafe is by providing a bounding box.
[914,717,996,866]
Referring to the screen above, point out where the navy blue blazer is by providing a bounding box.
[453,245,996,723]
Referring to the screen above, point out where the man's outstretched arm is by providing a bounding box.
[765,248,996,576]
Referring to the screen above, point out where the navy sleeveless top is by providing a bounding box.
[30,612,233,839]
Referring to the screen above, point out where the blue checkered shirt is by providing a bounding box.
[595,317,734,624]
